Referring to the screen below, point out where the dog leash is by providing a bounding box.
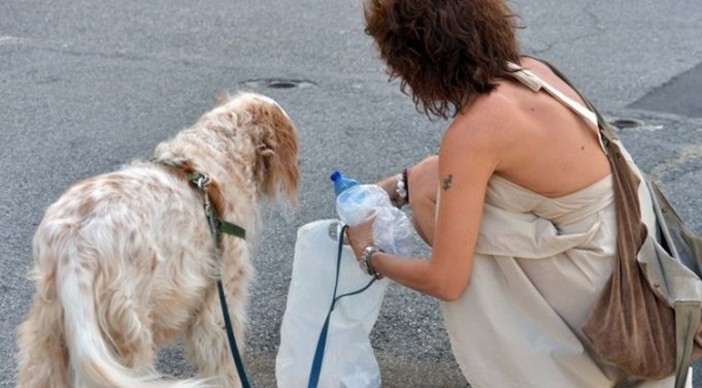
[190,172,251,388]
[307,224,378,388]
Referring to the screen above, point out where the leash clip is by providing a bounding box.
[194,174,212,190]
[194,174,214,214]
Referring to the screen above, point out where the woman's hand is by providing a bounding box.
[345,217,376,260]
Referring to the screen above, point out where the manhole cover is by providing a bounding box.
[240,78,315,90]
[610,118,644,129]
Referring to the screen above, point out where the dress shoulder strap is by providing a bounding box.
[506,61,598,127]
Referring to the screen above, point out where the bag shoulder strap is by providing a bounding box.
[506,61,599,127]
[519,56,619,145]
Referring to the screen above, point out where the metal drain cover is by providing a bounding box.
[240,78,315,90]
[609,118,644,129]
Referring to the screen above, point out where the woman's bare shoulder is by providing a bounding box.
[447,86,531,154]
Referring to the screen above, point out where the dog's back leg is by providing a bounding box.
[17,297,70,388]
[185,281,249,388]
[98,285,157,373]
[58,248,204,388]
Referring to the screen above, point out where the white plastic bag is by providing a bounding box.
[276,219,388,388]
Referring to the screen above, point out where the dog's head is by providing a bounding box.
[218,92,300,206]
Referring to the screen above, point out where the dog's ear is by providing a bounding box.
[246,96,300,206]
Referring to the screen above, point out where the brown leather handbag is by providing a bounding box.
[540,58,702,387]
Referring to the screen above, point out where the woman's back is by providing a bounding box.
[458,56,611,199]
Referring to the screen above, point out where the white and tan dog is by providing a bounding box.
[16,92,299,387]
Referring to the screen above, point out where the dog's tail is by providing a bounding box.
[58,259,209,388]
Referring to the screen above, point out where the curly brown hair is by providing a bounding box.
[364,0,521,119]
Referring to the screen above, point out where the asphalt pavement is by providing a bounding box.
[1,0,702,387]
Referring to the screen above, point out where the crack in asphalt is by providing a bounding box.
[532,0,607,56]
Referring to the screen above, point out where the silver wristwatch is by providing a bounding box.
[360,245,383,279]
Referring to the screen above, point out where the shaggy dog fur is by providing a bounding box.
[16,92,299,387]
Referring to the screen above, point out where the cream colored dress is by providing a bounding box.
[440,65,692,388]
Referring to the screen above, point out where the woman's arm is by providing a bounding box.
[347,111,501,301]
[374,156,439,246]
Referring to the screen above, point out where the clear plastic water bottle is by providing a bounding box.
[330,170,360,197]
[330,171,413,256]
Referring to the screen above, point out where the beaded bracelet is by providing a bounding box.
[395,168,410,207]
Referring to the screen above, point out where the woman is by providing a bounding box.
[346,0,688,386]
